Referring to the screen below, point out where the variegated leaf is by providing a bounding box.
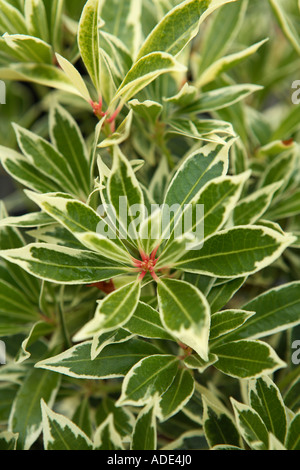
[75,280,141,338]
[231,398,269,450]
[157,368,195,422]
[94,414,124,450]
[9,368,61,450]
[41,400,93,450]
[117,355,179,407]
[212,340,286,379]
[131,403,157,450]
[175,226,295,278]
[36,339,159,379]
[0,244,128,284]
[78,0,102,93]
[249,376,287,443]
[157,278,210,360]
[137,0,239,59]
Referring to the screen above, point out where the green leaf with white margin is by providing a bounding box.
[55,54,91,102]
[0,146,63,194]
[2,34,52,64]
[0,211,53,228]
[226,281,300,341]
[0,0,27,34]
[117,355,179,407]
[13,124,78,196]
[164,140,232,208]
[284,375,300,412]
[231,138,248,175]
[161,172,251,253]
[270,0,300,55]
[258,150,296,191]
[36,339,160,379]
[254,219,286,235]
[285,412,300,450]
[98,34,130,104]
[160,139,233,242]
[15,321,55,364]
[24,0,49,42]
[100,0,142,58]
[0,63,81,95]
[100,30,133,78]
[197,0,248,74]
[231,398,269,450]
[25,192,131,263]
[175,226,295,278]
[41,400,93,450]
[137,0,238,59]
[78,0,102,93]
[196,39,268,87]
[232,182,283,226]
[98,110,133,148]
[157,278,210,361]
[49,104,90,195]
[0,244,128,284]
[9,367,61,450]
[0,431,18,450]
[131,402,157,450]
[209,310,255,342]
[111,52,186,106]
[157,368,195,422]
[129,99,163,123]
[74,280,141,338]
[203,399,241,448]
[90,329,134,361]
[124,301,174,341]
[212,340,286,379]
[181,84,262,114]
[165,83,198,109]
[249,376,287,443]
[76,232,132,264]
[167,118,234,143]
[25,192,99,234]
[108,146,145,242]
[24,0,50,42]
[94,414,124,450]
